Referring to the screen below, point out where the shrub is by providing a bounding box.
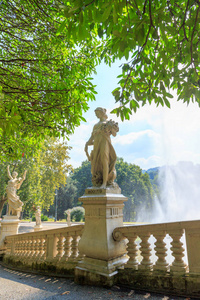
[41,214,48,221]
[64,206,85,222]
[32,214,48,222]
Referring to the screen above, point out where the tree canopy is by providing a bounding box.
[59,0,200,120]
[0,0,99,160]
[2,0,200,159]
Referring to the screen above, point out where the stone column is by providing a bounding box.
[0,215,20,249]
[75,186,128,286]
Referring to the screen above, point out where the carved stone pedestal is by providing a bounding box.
[75,187,128,286]
[0,215,20,248]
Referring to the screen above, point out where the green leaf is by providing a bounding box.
[163,98,171,108]
[56,20,67,35]
[102,4,112,21]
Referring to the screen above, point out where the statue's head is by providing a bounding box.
[37,206,40,209]
[12,171,18,178]
[95,107,108,119]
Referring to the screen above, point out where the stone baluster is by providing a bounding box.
[60,234,72,262]
[154,231,169,272]
[26,236,32,259]
[42,237,47,260]
[21,238,28,258]
[46,234,58,262]
[5,238,12,255]
[15,240,20,256]
[30,237,36,260]
[69,234,80,261]
[125,233,139,270]
[10,238,16,256]
[20,238,26,257]
[138,232,153,271]
[23,238,28,257]
[55,233,64,261]
[76,232,84,261]
[33,237,40,260]
[17,239,21,257]
[37,237,44,261]
[169,229,187,273]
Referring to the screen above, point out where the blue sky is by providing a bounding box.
[68,62,200,171]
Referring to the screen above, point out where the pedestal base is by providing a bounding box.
[75,187,128,285]
[34,224,43,231]
[0,215,20,248]
[75,267,115,287]
[76,255,127,277]
[75,255,127,286]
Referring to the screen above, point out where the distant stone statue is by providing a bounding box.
[67,209,71,226]
[6,165,27,218]
[35,206,41,226]
[84,107,119,188]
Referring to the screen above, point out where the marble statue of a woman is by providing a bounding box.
[84,107,119,188]
[35,206,41,226]
[6,165,27,218]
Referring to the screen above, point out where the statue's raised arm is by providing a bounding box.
[17,170,27,189]
[22,170,27,181]
[7,165,12,180]
[85,107,119,189]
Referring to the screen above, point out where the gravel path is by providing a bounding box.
[0,264,189,300]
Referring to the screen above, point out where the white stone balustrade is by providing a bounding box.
[3,225,84,270]
[113,220,200,274]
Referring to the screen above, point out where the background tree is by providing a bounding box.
[0,137,72,217]
[71,160,92,203]
[115,158,154,221]
[59,0,200,120]
[145,167,161,200]
[47,178,77,220]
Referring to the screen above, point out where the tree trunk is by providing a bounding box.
[0,195,7,217]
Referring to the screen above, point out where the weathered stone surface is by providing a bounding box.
[116,269,200,297]
[0,215,20,248]
[75,188,128,284]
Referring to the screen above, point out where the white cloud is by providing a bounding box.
[134,156,163,170]
[113,129,160,146]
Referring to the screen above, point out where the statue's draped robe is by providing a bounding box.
[6,180,23,214]
[91,122,117,185]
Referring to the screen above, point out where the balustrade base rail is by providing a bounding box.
[2,255,77,277]
[2,256,200,298]
[116,269,200,298]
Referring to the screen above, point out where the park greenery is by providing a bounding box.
[47,158,155,221]
[64,207,85,222]
[1,0,200,160]
[0,137,72,216]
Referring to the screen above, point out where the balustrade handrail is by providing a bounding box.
[4,224,84,242]
[113,219,200,239]
[113,219,200,274]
